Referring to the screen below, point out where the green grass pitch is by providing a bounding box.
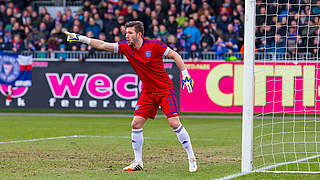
[0,115,319,179]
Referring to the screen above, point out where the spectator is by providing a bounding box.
[117,15,125,28]
[166,15,178,35]
[82,11,91,25]
[11,22,23,37]
[297,35,307,54]
[257,37,270,53]
[236,4,244,22]
[65,8,74,24]
[132,10,140,21]
[141,8,152,36]
[181,0,191,14]
[200,27,215,49]
[3,29,12,45]
[107,3,114,14]
[138,1,146,12]
[5,17,15,33]
[82,0,91,12]
[187,3,198,16]
[226,38,239,54]
[93,13,103,30]
[37,38,47,50]
[189,42,199,61]
[61,14,72,29]
[119,25,126,40]
[223,23,237,42]
[269,34,286,53]
[213,36,228,60]
[85,17,101,38]
[176,11,188,27]
[21,10,30,25]
[132,0,140,11]
[159,24,169,43]
[256,6,266,26]
[176,25,186,51]
[39,7,48,19]
[26,41,36,51]
[200,41,211,53]
[167,34,179,51]
[57,44,67,61]
[217,14,230,32]
[3,8,13,25]
[312,0,320,15]
[145,0,154,10]
[219,0,233,15]
[125,5,134,21]
[0,36,9,50]
[39,22,50,38]
[55,11,62,23]
[42,13,54,33]
[152,25,160,39]
[233,18,243,46]
[37,46,48,59]
[26,26,45,48]
[198,14,209,31]
[183,19,201,59]
[120,3,128,16]
[168,3,178,17]
[31,11,42,28]
[110,27,120,43]
[73,19,83,32]
[198,2,215,17]
[287,27,297,52]
[48,23,65,51]
[13,7,21,19]
[12,34,25,53]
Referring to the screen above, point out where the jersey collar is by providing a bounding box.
[142,38,145,47]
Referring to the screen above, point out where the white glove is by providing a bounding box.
[62,29,91,44]
[181,69,194,93]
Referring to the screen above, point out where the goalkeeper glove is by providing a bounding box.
[62,29,91,44]
[181,69,194,93]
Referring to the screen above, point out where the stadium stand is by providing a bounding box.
[1,0,318,61]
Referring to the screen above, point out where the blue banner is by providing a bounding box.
[0,52,32,87]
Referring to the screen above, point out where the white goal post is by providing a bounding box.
[242,0,320,173]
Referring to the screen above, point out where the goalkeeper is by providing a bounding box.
[63,21,197,172]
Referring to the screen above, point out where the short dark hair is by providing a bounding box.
[125,21,144,36]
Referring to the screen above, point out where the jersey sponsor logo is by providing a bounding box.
[145,51,151,58]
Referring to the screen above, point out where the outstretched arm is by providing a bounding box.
[166,49,194,93]
[63,30,116,52]
[166,49,186,72]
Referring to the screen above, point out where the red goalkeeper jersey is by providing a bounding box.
[116,38,174,93]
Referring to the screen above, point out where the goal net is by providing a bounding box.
[242,0,320,173]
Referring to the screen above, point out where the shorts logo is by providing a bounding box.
[145,51,151,58]
[135,104,140,111]
[0,56,20,83]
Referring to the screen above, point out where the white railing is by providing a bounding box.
[5,51,320,62]
[31,0,82,7]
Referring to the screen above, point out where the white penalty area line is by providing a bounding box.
[215,154,320,180]
[0,135,217,144]
[0,135,135,144]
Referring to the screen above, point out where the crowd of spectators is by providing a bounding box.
[0,0,245,61]
[256,0,320,59]
[0,0,319,61]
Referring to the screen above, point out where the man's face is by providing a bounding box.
[126,27,139,46]
[190,20,195,27]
